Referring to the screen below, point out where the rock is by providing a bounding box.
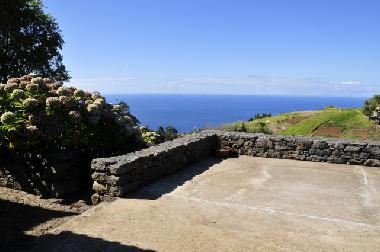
[364,159,380,167]
[344,146,362,152]
[348,159,362,165]
[296,140,313,150]
[255,138,272,149]
[366,145,380,157]
[91,193,103,205]
[312,141,329,149]
[92,181,107,194]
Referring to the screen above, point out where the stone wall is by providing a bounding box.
[90,132,218,204]
[217,131,380,166]
[90,130,379,204]
[0,151,83,197]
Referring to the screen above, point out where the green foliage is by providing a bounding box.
[0,0,69,83]
[0,75,143,156]
[247,113,272,121]
[280,108,375,138]
[256,122,272,134]
[324,105,336,109]
[156,126,179,142]
[363,95,380,124]
[140,125,179,146]
[140,126,160,146]
[225,107,380,140]
[234,122,247,132]
[281,110,341,135]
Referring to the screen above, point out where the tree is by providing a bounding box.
[156,125,179,142]
[0,0,69,83]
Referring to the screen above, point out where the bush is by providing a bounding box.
[156,126,179,142]
[140,125,179,146]
[363,95,380,124]
[247,113,272,121]
[234,121,272,134]
[234,122,247,132]
[0,75,144,157]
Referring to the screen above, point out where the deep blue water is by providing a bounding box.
[105,94,367,133]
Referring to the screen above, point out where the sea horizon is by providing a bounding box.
[105,94,368,133]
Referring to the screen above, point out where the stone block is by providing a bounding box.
[364,159,380,167]
[344,146,362,152]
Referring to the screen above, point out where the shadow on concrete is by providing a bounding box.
[33,231,155,252]
[0,199,154,251]
[128,157,223,200]
[0,199,77,250]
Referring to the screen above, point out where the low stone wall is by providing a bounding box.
[218,131,380,166]
[90,132,218,204]
[89,130,379,204]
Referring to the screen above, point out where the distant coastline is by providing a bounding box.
[106,94,367,133]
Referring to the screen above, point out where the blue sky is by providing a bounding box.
[44,0,379,96]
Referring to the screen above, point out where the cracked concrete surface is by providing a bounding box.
[35,156,380,251]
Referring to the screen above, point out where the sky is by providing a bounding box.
[43,0,380,96]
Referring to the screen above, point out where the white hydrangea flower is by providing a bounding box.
[31,77,44,86]
[11,89,25,99]
[25,124,39,134]
[1,111,15,124]
[87,103,101,114]
[69,111,81,124]
[113,104,123,112]
[4,82,18,92]
[57,86,71,96]
[74,89,85,98]
[93,98,105,106]
[92,92,102,100]
[46,97,61,109]
[59,95,75,108]
[26,83,39,93]
[7,78,20,84]
[23,98,39,110]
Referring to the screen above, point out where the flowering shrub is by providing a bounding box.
[140,125,179,146]
[0,75,144,156]
[140,126,161,146]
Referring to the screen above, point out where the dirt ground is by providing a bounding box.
[0,187,91,251]
[312,125,343,137]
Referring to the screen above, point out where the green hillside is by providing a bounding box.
[221,108,380,141]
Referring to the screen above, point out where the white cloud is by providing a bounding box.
[63,74,379,97]
[340,81,361,85]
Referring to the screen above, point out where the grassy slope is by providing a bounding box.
[222,108,380,140]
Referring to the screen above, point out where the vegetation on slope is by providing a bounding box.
[222,107,380,140]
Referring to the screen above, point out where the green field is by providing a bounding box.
[221,108,380,140]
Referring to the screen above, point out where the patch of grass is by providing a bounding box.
[223,108,380,141]
[280,109,339,136]
[322,109,372,130]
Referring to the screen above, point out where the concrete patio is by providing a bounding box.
[35,156,380,251]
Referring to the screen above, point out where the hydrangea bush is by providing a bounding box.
[0,75,144,156]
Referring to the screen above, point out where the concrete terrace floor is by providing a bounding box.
[35,156,380,251]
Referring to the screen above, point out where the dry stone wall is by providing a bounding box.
[0,151,83,197]
[90,132,219,204]
[90,130,379,204]
[218,131,380,166]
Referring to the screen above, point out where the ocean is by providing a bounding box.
[105,94,367,133]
